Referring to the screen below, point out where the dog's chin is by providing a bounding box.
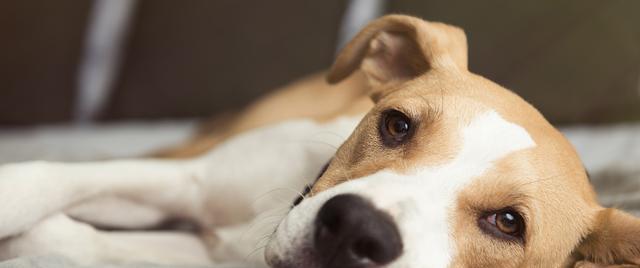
[266,247,388,268]
[265,247,321,268]
[266,259,318,268]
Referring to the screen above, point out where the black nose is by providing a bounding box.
[314,194,403,268]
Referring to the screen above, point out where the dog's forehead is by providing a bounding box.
[315,73,550,192]
[373,72,519,129]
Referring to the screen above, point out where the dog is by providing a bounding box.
[0,15,638,268]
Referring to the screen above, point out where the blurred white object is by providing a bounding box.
[562,123,640,175]
[337,0,386,51]
[74,0,138,123]
[0,121,194,163]
[562,123,640,214]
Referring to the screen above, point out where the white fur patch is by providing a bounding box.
[267,110,536,267]
[0,115,365,265]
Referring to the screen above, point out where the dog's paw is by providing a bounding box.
[0,161,53,194]
[0,161,57,237]
[0,213,102,264]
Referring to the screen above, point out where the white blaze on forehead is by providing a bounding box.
[446,110,537,182]
[267,110,536,267]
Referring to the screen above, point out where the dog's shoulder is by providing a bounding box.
[155,72,373,158]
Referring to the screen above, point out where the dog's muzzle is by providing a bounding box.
[314,194,403,268]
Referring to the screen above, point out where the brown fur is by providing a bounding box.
[153,71,373,158]
[160,14,639,267]
[318,15,640,267]
[576,209,640,265]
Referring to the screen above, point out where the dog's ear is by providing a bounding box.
[327,15,467,90]
[574,208,640,266]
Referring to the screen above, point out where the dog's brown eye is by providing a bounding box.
[380,110,413,146]
[479,209,525,242]
[494,211,521,234]
[291,184,312,207]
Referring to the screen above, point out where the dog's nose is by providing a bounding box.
[314,194,402,268]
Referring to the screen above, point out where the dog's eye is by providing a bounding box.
[291,160,331,208]
[380,110,413,146]
[292,184,312,207]
[479,209,525,242]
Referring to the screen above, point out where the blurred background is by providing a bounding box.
[2,0,640,126]
[0,1,639,209]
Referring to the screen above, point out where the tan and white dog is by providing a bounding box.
[0,15,638,268]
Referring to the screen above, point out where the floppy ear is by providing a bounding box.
[327,14,467,91]
[574,208,640,267]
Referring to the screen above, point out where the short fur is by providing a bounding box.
[0,15,637,268]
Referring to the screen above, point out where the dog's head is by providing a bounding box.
[266,15,640,267]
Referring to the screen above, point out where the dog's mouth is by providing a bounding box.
[267,247,392,268]
[266,247,319,268]
[266,247,387,268]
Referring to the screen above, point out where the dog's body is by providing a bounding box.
[0,72,371,266]
[1,15,639,268]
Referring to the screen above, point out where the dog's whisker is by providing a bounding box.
[242,212,288,237]
[251,187,308,207]
[248,232,279,257]
[310,130,348,140]
[516,172,575,189]
[297,139,340,151]
[250,188,295,205]
[245,244,268,261]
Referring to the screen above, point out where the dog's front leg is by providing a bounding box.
[0,213,213,266]
[0,158,209,239]
[0,117,358,244]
